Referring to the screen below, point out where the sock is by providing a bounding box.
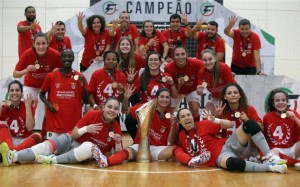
[56,149,78,164]
[14,133,42,151]
[251,132,270,156]
[279,153,300,165]
[173,147,191,165]
[0,126,14,149]
[107,149,129,166]
[244,161,269,172]
[16,148,36,162]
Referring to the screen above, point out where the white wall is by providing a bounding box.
[1,0,300,81]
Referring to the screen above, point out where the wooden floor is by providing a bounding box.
[0,134,299,187]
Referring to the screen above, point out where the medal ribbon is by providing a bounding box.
[184,125,198,156]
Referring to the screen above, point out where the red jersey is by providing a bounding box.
[138,30,167,55]
[118,54,146,75]
[17,21,42,58]
[112,24,139,50]
[41,70,89,133]
[221,105,262,138]
[165,58,204,94]
[232,29,261,68]
[89,67,126,106]
[178,121,227,167]
[49,35,72,52]
[130,104,171,146]
[195,32,225,59]
[0,102,34,138]
[162,28,187,58]
[76,110,122,154]
[133,72,172,103]
[81,28,111,68]
[263,110,300,149]
[197,63,235,99]
[15,48,61,88]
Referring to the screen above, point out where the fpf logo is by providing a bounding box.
[103,1,117,15]
[200,3,214,16]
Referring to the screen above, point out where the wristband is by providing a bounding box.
[213,118,221,124]
[93,104,98,109]
[78,126,87,136]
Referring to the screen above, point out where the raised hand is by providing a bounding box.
[214,101,226,116]
[126,68,138,83]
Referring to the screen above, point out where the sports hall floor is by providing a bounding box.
[0,133,299,187]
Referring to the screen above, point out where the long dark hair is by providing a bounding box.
[86,15,106,33]
[220,83,248,115]
[8,80,23,93]
[140,20,156,37]
[140,52,161,91]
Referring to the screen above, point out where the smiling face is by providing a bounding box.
[147,53,161,71]
[206,24,217,38]
[202,52,216,71]
[273,92,288,112]
[33,36,48,57]
[61,49,74,68]
[143,22,154,36]
[170,18,181,32]
[157,91,171,108]
[173,47,187,67]
[54,24,66,40]
[103,99,120,122]
[8,83,22,103]
[92,18,101,32]
[119,12,130,27]
[178,109,195,131]
[224,86,241,104]
[239,24,251,38]
[25,7,36,22]
[119,39,131,54]
[104,52,118,70]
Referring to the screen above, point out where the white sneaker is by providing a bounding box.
[269,164,287,174]
[294,163,300,170]
[188,151,211,168]
[36,155,54,164]
[0,142,14,166]
[262,152,287,165]
[91,144,108,168]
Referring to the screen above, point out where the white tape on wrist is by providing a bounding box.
[213,118,221,124]
[78,126,87,136]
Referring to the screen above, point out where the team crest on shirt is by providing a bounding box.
[160,126,166,133]
[44,65,50,71]
[101,40,105,44]
[55,83,61,88]
[107,137,112,142]
[71,83,76,89]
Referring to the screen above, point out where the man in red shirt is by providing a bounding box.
[17,6,42,58]
[192,20,225,62]
[162,13,192,62]
[224,16,266,75]
[109,11,139,50]
[47,21,72,52]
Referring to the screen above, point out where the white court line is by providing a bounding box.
[55,164,222,174]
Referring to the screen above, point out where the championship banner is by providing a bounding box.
[65,0,275,74]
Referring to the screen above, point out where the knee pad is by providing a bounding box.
[242,119,261,136]
[226,157,246,172]
[31,142,51,156]
[73,142,93,162]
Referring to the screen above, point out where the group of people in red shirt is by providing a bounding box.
[0,6,299,175]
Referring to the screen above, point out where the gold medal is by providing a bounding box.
[96,51,100,56]
[242,52,246,57]
[281,113,287,119]
[183,75,189,82]
[234,111,241,118]
[202,82,208,88]
[112,82,117,88]
[35,63,40,69]
[5,100,11,107]
[73,75,79,81]
[162,76,167,83]
[165,113,171,119]
[109,131,114,138]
